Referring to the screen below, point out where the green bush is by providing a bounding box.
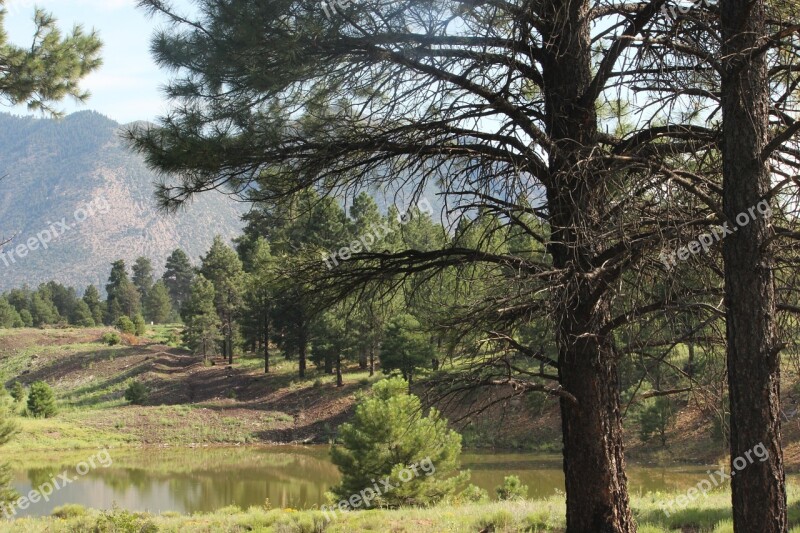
[330,377,467,508]
[476,510,516,531]
[496,475,528,501]
[133,314,147,336]
[638,396,674,446]
[9,382,24,403]
[27,381,57,418]
[51,504,88,519]
[167,329,182,346]
[115,316,135,334]
[95,507,158,533]
[102,332,121,346]
[124,381,149,405]
[459,484,490,503]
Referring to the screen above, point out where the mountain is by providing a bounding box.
[0,111,245,292]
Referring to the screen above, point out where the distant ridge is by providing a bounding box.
[0,111,245,292]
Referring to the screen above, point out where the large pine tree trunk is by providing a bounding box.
[540,0,634,530]
[557,298,633,532]
[720,0,787,529]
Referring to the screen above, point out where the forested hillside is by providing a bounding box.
[0,111,244,291]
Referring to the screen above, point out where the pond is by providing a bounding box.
[3,446,749,518]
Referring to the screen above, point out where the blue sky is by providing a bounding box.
[5,0,189,123]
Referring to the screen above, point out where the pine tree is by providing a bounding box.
[83,285,104,326]
[266,191,350,378]
[44,282,78,321]
[330,377,466,507]
[311,308,352,386]
[105,260,141,322]
[381,314,434,388]
[200,236,243,364]
[70,299,95,327]
[6,288,30,316]
[0,297,22,328]
[162,249,194,312]
[132,257,154,300]
[0,5,102,115]
[242,238,275,373]
[133,313,146,336]
[182,275,220,360]
[29,292,59,326]
[145,280,172,324]
[348,193,384,370]
[9,383,24,404]
[26,382,56,418]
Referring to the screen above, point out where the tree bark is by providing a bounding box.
[298,325,307,378]
[720,0,787,529]
[557,312,633,532]
[369,344,375,376]
[336,353,343,387]
[263,310,270,374]
[227,329,233,365]
[541,0,634,530]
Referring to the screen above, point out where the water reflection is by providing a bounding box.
[7,446,781,517]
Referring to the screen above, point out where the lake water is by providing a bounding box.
[4,446,742,518]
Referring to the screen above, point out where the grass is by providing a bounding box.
[5,413,137,452]
[5,488,800,532]
[141,323,183,346]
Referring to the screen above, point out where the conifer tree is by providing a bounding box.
[71,299,95,327]
[132,257,154,300]
[83,285,104,326]
[200,236,244,364]
[182,275,220,360]
[330,377,465,507]
[162,249,194,314]
[242,238,275,373]
[105,260,141,322]
[381,314,434,388]
[0,4,102,115]
[26,381,56,418]
[145,280,173,324]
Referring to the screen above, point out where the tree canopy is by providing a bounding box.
[0,3,102,115]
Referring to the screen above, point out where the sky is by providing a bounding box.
[4,0,190,123]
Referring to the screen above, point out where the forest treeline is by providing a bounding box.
[0,190,453,386]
